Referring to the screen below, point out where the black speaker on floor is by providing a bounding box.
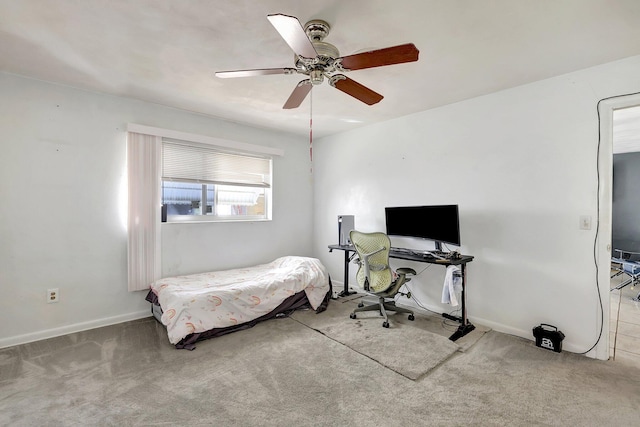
[533,324,565,353]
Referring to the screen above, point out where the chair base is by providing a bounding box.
[610,275,640,301]
[611,276,639,291]
[350,297,414,328]
[611,256,640,295]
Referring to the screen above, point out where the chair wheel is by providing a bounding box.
[408,314,415,321]
[382,321,390,328]
[358,302,364,308]
[350,313,356,319]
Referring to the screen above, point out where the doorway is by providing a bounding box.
[609,104,640,363]
[599,94,640,362]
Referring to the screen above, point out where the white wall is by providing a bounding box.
[313,55,640,359]
[0,72,313,348]
[3,53,639,356]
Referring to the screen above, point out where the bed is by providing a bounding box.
[145,256,331,349]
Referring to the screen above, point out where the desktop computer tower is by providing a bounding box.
[338,215,355,246]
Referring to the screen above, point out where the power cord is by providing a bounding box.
[400,281,440,314]
[393,260,466,329]
[392,262,434,309]
[403,281,466,331]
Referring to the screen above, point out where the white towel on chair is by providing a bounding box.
[441,265,462,306]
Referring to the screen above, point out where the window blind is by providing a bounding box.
[162,140,271,188]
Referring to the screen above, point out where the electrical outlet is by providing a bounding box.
[47,288,59,303]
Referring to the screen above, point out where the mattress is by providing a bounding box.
[147,256,331,348]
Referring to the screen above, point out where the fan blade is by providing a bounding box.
[329,75,383,105]
[283,80,312,109]
[338,43,419,71]
[215,68,297,78]
[267,14,318,59]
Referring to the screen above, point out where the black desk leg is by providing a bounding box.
[446,263,475,341]
[338,250,356,297]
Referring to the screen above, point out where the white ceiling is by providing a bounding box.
[2,0,640,139]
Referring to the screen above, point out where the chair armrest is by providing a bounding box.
[396,267,416,276]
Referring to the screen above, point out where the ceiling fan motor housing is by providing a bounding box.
[295,19,340,81]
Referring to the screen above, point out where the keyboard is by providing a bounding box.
[392,247,440,258]
[390,247,413,254]
[424,251,447,260]
[391,247,458,261]
[430,250,448,257]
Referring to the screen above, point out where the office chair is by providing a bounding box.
[349,230,416,328]
[611,248,640,301]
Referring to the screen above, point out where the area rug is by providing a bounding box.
[292,299,460,380]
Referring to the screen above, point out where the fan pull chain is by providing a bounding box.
[309,87,313,173]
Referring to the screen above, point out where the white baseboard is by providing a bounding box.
[461,312,607,358]
[390,298,604,358]
[0,310,152,349]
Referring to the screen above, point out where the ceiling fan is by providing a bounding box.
[215,13,419,109]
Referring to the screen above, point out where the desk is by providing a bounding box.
[328,244,475,341]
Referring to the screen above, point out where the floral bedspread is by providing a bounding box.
[150,256,330,344]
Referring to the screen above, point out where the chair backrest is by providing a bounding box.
[350,230,394,293]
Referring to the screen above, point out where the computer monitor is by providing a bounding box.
[385,205,460,251]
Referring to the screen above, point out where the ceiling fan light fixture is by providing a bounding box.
[310,69,325,85]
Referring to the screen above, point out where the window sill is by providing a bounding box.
[162,217,271,224]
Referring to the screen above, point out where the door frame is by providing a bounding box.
[596,93,640,360]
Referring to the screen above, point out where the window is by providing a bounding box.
[162,139,272,222]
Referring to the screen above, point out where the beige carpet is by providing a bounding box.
[3,299,640,425]
[292,297,461,380]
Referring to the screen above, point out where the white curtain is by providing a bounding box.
[127,132,162,291]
